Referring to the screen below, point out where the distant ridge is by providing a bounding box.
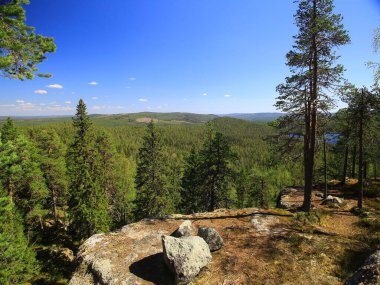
[222,113,284,122]
[1,112,284,126]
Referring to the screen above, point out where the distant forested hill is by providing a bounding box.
[223,113,284,121]
[2,112,218,126]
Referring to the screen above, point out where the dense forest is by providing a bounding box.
[1,0,380,284]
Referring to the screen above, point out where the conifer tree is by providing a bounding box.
[32,129,68,221]
[135,121,171,219]
[68,99,110,238]
[0,0,56,80]
[340,85,379,208]
[199,128,236,211]
[1,117,17,143]
[0,196,39,285]
[275,0,350,211]
[181,147,203,213]
[0,125,48,229]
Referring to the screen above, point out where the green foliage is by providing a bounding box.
[67,100,110,239]
[0,0,56,80]
[1,117,18,143]
[134,121,173,219]
[181,126,238,212]
[30,129,68,221]
[0,128,48,229]
[0,196,39,285]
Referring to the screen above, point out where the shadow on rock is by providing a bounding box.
[129,253,175,285]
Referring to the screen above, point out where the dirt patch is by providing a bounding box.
[135,118,159,123]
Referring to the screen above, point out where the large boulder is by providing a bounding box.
[344,250,380,285]
[172,220,195,238]
[198,227,224,251]
[322,195,344,207]
[162,235,212,284]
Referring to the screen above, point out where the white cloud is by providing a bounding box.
[125,86,131,89]
[224,94,232,97]
[91,96,98,100]
[34,89,48,95]
[129,77,136,81]
[47,84,63,89]
[202,93,208,96]
[65,101,72,104]
[138,98,148,102]
[89,81,98,85]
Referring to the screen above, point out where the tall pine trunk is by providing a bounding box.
[341,145,349,185]
[323,135,328,199]
[303,0,318,212]
[352,145,357,178]
[358,89,364,209]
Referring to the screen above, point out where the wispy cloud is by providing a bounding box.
[34,89,48,95]
[0,104,16,108]
[89,81,98,85]
[65,101,72,104]
[129,77,136,81]
[224,94,232,98]
[47,84,63,89]
[202,93,208,96]
[91,96,98,100]
[16,100,25,103]
[138,98,148,102]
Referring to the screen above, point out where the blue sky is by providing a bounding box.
[0,0,379,115]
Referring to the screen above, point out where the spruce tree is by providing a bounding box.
[181,147,203,213]
[1,117,17,143]
[135,121,171,219]
[0,127,48,229]
[32,129,68,221]
[275,0,350,211]
[0,196,39,285]
[68,99,110,239]
[0,0,56,80]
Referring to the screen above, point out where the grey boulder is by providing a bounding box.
[162,235,212,284]
[198,227,224,251]
[322,195,344,207]
[344,250,380,285]
[172,220,195,238]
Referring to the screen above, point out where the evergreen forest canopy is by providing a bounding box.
[0,0,380,284]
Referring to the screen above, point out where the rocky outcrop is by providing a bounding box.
[171,220,195,238]
[276,187,299,209]
[162,235,212,284]
[198,227,224,251]
[344,250,380,285]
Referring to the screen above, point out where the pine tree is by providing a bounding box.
[340,85,379,208]
[0,0,56,80]
[32,129,68,221]
[134,121,171,219]
[68,99,110,239]
[275,0,350,211]
[0,196,39,285]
